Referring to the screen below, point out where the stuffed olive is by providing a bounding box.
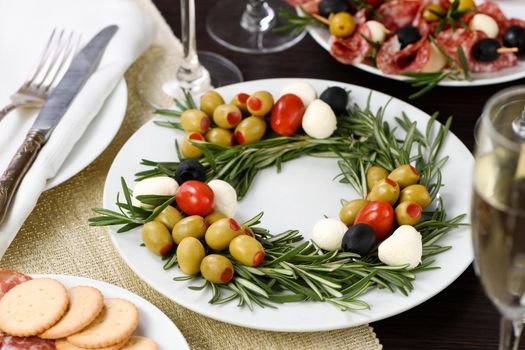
[205,218,243,251]
[229,235,265,267]
[205,127,234,147]
[366,166,388,190]
[181,132,205,159]
[388,164,420,189]
[142,221,174,256]
[200,91,225,117]
[205,212,227,225]
[177,237,205,275]
[172,215,207,244]
[200,254,234,284]
[368,178,400,205]
[339,199,369,226]
[234,116,267,145]
[246,91,274,117]
[154,206,183,231]
[231,92,250,116]
[395,201,422,226]
[180,109,211,134]
[399,184,432,209]
[213,104,242,129]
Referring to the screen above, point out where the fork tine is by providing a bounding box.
[45,32,82,93]
[33,29,67,90]
[22,28,60,89]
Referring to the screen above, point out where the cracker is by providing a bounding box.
[121,336,158,350]
[55,338,128,350]
[40,286,104,339]
[67,298,139,349]
[0,278,68,337]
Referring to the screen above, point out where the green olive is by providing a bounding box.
[246,91,274,117]
[329,12,356,37]
[200,254,234,284]
[154,206,183,231]
[241,225,255,237]
[339,199,369,226]
[205,212,227,225]
[230,92,250,116]
[234,116,267,145]
[205,128,234,147]
[181,132,205,159]
[229,235,265,267]
[368,178,400,205]
[176,237,205,275]
[366,166,389,191]
[423,4,444,21]
[213,104,242,129]
[400,184,432,209]
[180,109,211,133]
[395,201,422,226]
[205,218,243,251]
[200,91,225,117]
[142,221,173,256]
[172,215,207,244]
[388,164,420,189]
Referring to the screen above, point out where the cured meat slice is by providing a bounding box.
[376,22,431,74]
[286,0,321,13]
[377,0,421,31]
[330,23,373,65]
[0,270,32,299]
[509,18,525,31]
[0,335,56,350]
[436,28,517,73]
[462,1,509,34]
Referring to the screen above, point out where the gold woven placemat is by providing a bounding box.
[0,1,382,349]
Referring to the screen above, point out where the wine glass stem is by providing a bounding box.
[499,318,523,350]
[177,0,203,83]
[241,0,276,32]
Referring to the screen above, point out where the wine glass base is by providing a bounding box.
[137,48,243,109]
[206,0,306,54]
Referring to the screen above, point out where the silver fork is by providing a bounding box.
[0,28,80,122]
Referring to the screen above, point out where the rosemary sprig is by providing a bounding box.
[434,0,478,35]
[274,10,318,35]
[153,89,196,131]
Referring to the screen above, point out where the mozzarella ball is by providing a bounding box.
[378,225,422,269]
[280,81,317,107]
[132,176,179,208]
[469,14,499,39]
[207,179,237,217]
[302,99,337,139]
[366,20,387,44]
[420,43,447,73]
[311,218,348,251]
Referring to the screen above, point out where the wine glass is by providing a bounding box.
[206,0,306,54]
[472,86,525,350]
[138,0,243,108]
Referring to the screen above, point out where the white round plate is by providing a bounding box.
[103,78,474,332]
[306,1,525,86]
[33,274,189,349]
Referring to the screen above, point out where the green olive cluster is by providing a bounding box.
[141,206,265,284]
[180,90,275,159]
[339,164,432,228]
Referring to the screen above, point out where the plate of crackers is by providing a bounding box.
[0,270,189,350]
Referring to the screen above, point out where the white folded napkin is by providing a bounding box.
[0,0,156,258]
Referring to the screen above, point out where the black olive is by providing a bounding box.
[395,26,421,49]
[319,86,348,115]
[341,224,376,256]
[318,0,350,18]
[472,38,501,62]
[175,159,206,184]
[503,25,525,56]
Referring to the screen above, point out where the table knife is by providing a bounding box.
[0,25,118,224]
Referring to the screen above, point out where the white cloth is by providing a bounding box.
[0,0,156,258]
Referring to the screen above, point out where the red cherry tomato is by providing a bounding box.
[175,180,214,216]
[354,201,394,241]
[270,94,305,136]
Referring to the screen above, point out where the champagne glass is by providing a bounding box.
[472,86,525,350]
[206,0,306,53]
[138,0,243,108]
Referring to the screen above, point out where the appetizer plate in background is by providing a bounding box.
[306,1,525,86]
[33,274,190,349]
[103,78,474,332]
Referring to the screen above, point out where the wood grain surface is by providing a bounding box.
[152,1,525,348]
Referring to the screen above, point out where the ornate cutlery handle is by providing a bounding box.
[0,130,45,224]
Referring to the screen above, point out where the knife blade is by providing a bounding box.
[0,25,119,224]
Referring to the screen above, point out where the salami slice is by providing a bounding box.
[376,22,431,74]
[286,0,321,14]
[377,0,421,31]
[330,23,373,65]
[0,335,56,350]
[462,1,509,34]
[0,270,32,300]
[436,28,518,73]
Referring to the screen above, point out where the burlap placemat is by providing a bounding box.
[0,1,382,349]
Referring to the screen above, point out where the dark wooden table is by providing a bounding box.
[153,1,525,348]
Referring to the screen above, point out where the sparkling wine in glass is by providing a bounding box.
[472,86,525,350]
[206,0,306,54]
[138,0,243,108]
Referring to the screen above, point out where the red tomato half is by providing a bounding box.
[175,180,214,216]
[270,94,305,136]
[354,201,394,241]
